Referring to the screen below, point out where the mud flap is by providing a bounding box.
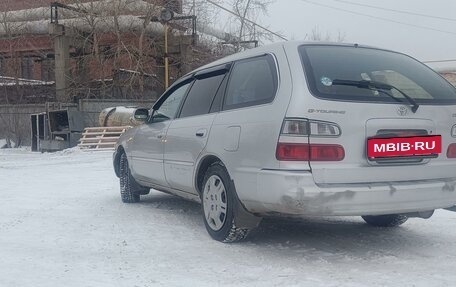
[230,180,262,229]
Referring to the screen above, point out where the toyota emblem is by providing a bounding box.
[397,106,408,116]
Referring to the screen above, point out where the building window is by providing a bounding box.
[0,57,4,76]
[21,57,33,79]
[41,59,54,82]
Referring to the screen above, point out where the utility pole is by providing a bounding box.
[159,8,174,89]
[49,2,88,102]
[164,23,169,89]
[193,0,196,16]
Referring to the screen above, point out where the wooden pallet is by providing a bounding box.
[78,126,130,151]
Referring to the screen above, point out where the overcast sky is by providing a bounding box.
[259,0,456,71]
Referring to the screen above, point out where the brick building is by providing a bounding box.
[0,0,190,104]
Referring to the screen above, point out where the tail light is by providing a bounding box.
[281,119,341,137]
[447,143,456,158]
[277,118,344,161]
[276,143,345,161]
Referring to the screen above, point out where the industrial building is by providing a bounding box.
[0,0,237,149]
[0,0,217,104]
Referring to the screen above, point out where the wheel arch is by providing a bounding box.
[196,155,262,234]
[114,145,126,178]
[195,154,225,195]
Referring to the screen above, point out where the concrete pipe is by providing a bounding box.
[0,0,236,41]
[99,106,149,127]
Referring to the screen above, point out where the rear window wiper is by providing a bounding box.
[331,79,419,113]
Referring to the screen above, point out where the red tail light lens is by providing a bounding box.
[310,144,345,161]
[276,143,310,161]
[447,143,456,158]
[276,143,345,161]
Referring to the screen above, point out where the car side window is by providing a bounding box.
[151,82,191,123]
[209,74,229,113]
[223,54,278,110]
[179,73,226,118]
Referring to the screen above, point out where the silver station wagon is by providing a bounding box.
[113,42,456,242]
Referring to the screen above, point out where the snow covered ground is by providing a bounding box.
[1,148,456,287]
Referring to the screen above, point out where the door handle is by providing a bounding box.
[195,129,207,137]
[157,134,164,139]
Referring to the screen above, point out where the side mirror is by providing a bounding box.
[133,108,149,123]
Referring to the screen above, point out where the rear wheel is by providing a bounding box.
[201,163,252,243]
[119,153,148,203]
[362,214,408,227]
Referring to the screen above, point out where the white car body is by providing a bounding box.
[114,41,456,221]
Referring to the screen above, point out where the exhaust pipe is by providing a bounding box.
[444,206,456,212]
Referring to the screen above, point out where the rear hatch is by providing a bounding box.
[308,104,455,184]
[288,44,456,184]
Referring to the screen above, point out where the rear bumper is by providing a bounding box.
[243,169,456,216]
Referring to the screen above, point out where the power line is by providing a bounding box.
[333,0,456,22]
[300,0,456,36]
[206,0,288,41]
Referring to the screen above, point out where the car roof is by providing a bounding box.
[188,41,391,76]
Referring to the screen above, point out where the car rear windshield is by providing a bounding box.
[299,45,456,104]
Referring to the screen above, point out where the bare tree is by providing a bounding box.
[309,25,346,42]
[181,0,233,61]
[50,0,169,100]
[229,0,275,51]
[183,0,279,55]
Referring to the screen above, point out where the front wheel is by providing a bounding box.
[362,214,408,227]
[119,153,148,203]
[201,163,252,243]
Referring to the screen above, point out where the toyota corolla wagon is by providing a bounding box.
[113,42,456,242]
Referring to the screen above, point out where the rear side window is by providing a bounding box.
[179,73,226,118]
[299,45,456,104]
[224,54,278,110]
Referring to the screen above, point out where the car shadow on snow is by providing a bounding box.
[138,192,202,215]
[249,217,436,258]
[136,192,449,259]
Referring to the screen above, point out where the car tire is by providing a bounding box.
[201,163,252,243]
[361,214,408,227]
[119,152,148,203]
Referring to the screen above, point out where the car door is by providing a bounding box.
[206,53,286,204]
[130,80,192,187]
[164,64,230,194]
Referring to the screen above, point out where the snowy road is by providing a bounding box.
[1,149,456,287]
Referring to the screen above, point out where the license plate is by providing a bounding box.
[367,135,442,159]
